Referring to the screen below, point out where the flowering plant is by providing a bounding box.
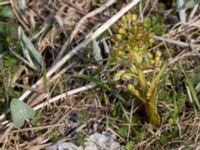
[111,14,166,127]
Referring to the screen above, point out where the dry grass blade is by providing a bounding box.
[10,0,29,32]
[154,35,190,47]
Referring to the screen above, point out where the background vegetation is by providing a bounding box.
[0,0,200,149]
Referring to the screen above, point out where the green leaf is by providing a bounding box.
[0,6,15,19]
[195,82,200,93]
[117,126,129,138]
[126,141,135,150]
[177,0,186,23]
[92,39,103,63]
[18,26,43,65]
[10,98,35,128]
[81,74,110,91]
[183,71,200,110]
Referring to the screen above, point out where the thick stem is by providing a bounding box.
[144,101,161,127]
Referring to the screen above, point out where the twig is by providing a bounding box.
[18,0,141,102]
[189,4,199,21]
[0,124,13,143]
[154,35,189,47]
[49,63,74,82]
[63,1,87,15]
[15,83,43,94]
[146,0,158,16]
[143,0,151,14]
[167,51,198,66]
[33,83,96,110]
[182,21,200,28]
[11,123,65,133]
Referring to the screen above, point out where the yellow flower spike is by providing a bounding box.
[110,14,164,127]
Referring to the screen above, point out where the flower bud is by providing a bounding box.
[155,51,161,57]
[114,70,126,81]
[155,56,160,62]
[130,65,137,73]
[149,60,155,65]
[131,14,137,22]
[116,34,122,41]
[121,16,127,24]
[119,28,126,34]
[147,53,153,60]
[127,14,132,22]
[121,73,132,81]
